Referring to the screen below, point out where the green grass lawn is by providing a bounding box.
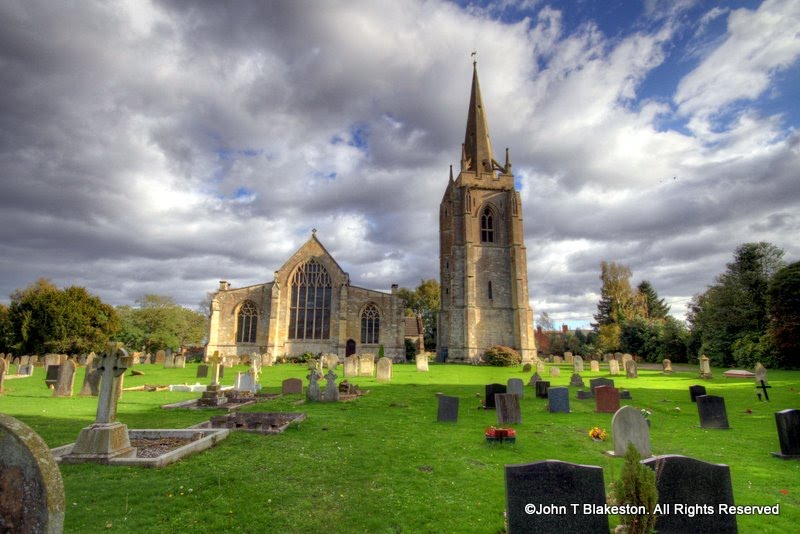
[1,361,799,533]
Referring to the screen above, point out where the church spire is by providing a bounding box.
[462,60,496,174]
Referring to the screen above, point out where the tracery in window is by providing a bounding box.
[289,260,332,339]
[480,207,495,243]
[236,300,258,343]
[360,304,380,344]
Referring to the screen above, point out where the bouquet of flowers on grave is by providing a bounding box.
[588,427,608,441]
[485,426,517,439]
[640,408,652,419]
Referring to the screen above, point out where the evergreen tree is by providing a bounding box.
[767,261,800,368]
[635,280,670,320]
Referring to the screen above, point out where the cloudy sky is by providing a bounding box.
[1,0,798,329]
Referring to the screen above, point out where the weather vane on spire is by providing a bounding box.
[471,50,477,66]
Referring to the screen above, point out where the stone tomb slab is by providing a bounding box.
[484,384,506,409]
[643,455,737,534]
[202,412,306,434]
[505,460,608,533]
[697,395,731,429]
[772,409,800,459]
[437,395,459,423]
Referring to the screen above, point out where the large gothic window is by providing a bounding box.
[236,300,258,343]
[289,260,332,340]
[360,304,380,344]
[480,207,495,243]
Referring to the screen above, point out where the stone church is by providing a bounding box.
[437,62,537,363]
[206,62,536,363]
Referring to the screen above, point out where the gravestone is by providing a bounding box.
[359,355,375,377]
[496,394,521,425]
[610,405,651,457]
[772,409,800,458]
[662,359,673,373]
[549,367,560,378]
[552,356,562,364]
[45,365,60,389]
[505,460,608,533]
[0,358,6,394]
[437,395,459,422]
[197,364,209,378]
[589,377,614,397]
[18,364,34,376]
[344,354,359,377]
[376,357,392,381]
[608,360,620,375]
[154,350,166,365]
[689,384,707,402]
[697,395,730,429]
[573,355,583,373]
[43,354,60,368]
[306,370,322,401]
[262,352,275,367]
[53,360,77,397]
[625,360,638,378]
[323,370,339,402]
[568,373,584,387]
[20,355,30,366]
[173,355,186,368]
[79,357,102,396]
[699,354,712,379]
[484,384,506,409]
[595,386,620,413]
[536,361,545,373]
[528,372,541,386]
[576,390,592,400]
[416,354,429,372]
[622,354,633,365]
[620,390,632,400]
[507,378,524,399]
[535,381,550,398]
[642,455,738,533]
[0,413,66,533]
[590,360,599,372]
[522,363,532,373]
[323,353,339,370]
[564,352,573,363]
[234,371,257,394]
[548,387,570,413]
[282,378,302,395]
[754,362,767,386]
[164,352,175,368]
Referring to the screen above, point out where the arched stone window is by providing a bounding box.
[236,300,258,343]
[480,207,495,243]
[361,304,380,344]
[289,259,332,339]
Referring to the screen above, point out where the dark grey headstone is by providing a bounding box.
[507,378,524,398]
[697,395,730,429]
[548,387,570,413]
[689,384,706,402]
[522,363,532,373]
[589,377,614,397]
[535,381,550,398]
[568,373,584,387]
[576,390,592,400]
[196,364,209,378]
[620,390,632,400]
[45,365,59,388]
[528,372,542,385]
[773,409,800,458]
[484,383,506,409]
[643,455,738,533]
[437,395,459,423]
[496,394,521,425]
[505,460,608,534]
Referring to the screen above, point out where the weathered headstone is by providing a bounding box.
[437,395,459,422]
[621,353,633,365]
[282,378,302,395]
[164,351,175,368]
[78,357,102,396]
[522,363,532,373]
[662,358,673,373]
[620,390,632,400]
[262,352,275,367]
[697,395,730,429]
[608,359,620,376]
[0,413,66,532]
[484,383,506,409]
[359,355,375,377]
[505,460,608,533]
[535,381,550,398]
[590,360,599,372]
[573,355,583,373]
[234,371,257,394]
[0,358,6,394]
[173,354,186,368]
[196,364,209,378]
[416,354,429,372]
[376,357,392,381]
[548,387,570,413]
[689,384,707,402]
[699,354,712,379]
[528,372,541,386]
[507,378,524,399]
[642,455,738,533]
[772,409,800,458]
[610,405,651,457]
[754,362,767,386]
[568,373,584,387]
[625,360,638,378]
[45,365,60,389]
[344,354,359,377]
[595,385,620,413]
[154,350,166,365]
[552,356,562,364]
[536,361,545,373]
[564,351,574,363]
[323,369,339,402]
[53,360,77,397]
[549,367,560,378]
[576,390,592,400]
[306,370,322,401]
[323,353,339,370]
[589,377,614,397]
[496,394,521,425]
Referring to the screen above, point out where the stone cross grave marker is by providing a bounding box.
[437,395,459,422]
[507,378,524,398]
[590,360,599,372]
[573,355,583,373]
[484,383,506,409]
[548,386,569,413]
[208,351,222,386]
[772,409,800,459]
[282,378,302,395]
[696,395,730,429]
[689,384,707,402]
[625,360,638,378]
[505,460,608,533]
[755,380,772,401]
[376,357,392,381]
[610,405,651,458]
[595,385,620,413]
[53,360,77,397]
[323,369,339,402]
[0,413,66,533]
[535,380,550,398]
[306,369,322,401]
[416,354,429,372]
[495,393,521,425]
[608,359,620,376]
[643,455,738,534]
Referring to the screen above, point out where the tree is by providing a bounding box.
[537,311,555,331]
[593,262,635,327]
[8,278,119,354]
[398,279,439,350]
[0,303,15,353]
[114,294,207,353]
[635,281,670,320]
[766,261,800,368]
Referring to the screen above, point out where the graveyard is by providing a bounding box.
[1,358,799,533]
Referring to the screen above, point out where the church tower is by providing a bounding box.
[437,62,536,363]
